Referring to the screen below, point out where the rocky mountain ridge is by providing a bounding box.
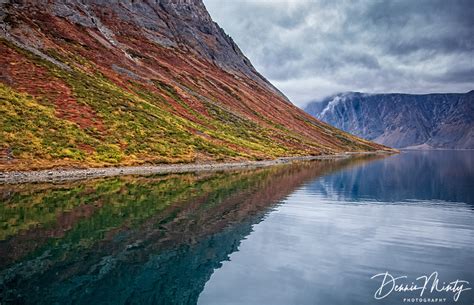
[305,91,474,149]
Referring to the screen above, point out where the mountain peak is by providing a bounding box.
[1,0,289,99]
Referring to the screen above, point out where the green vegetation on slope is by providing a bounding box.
[0,37,386,171]
[0,39,308,170]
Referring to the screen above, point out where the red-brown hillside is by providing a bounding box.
[0,0,390,170]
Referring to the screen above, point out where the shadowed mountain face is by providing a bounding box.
[305,91,474,149]
[0,157,381,305]
[0,0,387,170]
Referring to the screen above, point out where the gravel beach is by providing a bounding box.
[0,151,393,184]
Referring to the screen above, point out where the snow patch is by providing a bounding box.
[320,96,342,117]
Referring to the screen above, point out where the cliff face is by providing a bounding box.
[0,0,387,170]
[305,91,474,149]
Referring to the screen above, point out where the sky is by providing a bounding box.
[203,0,474,107]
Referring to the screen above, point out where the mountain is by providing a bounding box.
[305,91,474,149]
[0,0,389,171]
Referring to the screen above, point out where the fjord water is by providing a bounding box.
[1,151,473,305]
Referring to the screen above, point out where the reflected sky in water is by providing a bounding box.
[1,151,473,305]
[199,151,474,305]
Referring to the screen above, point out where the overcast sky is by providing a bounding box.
[203,0,474,107]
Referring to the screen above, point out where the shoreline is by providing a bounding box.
[0,151,393,184]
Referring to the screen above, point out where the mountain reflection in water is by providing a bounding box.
[0,156,378,305]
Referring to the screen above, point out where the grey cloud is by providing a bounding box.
[433,68,474,83]
[203,0,474,107]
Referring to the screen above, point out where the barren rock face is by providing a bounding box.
[305,91,474,149]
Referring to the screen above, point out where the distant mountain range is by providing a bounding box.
[0,0,388,171]
[305,91,474,149]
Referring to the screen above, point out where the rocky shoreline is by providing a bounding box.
[0,151,393,184]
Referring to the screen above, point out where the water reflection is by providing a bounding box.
[2,152,473,305]
[0,157,376,305]
[308,150,474,204]
[198,151,474,305]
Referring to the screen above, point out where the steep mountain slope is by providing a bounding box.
[0,0,387,170]
[305,91,474,149]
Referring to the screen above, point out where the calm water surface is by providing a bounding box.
[1,151,473,305]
